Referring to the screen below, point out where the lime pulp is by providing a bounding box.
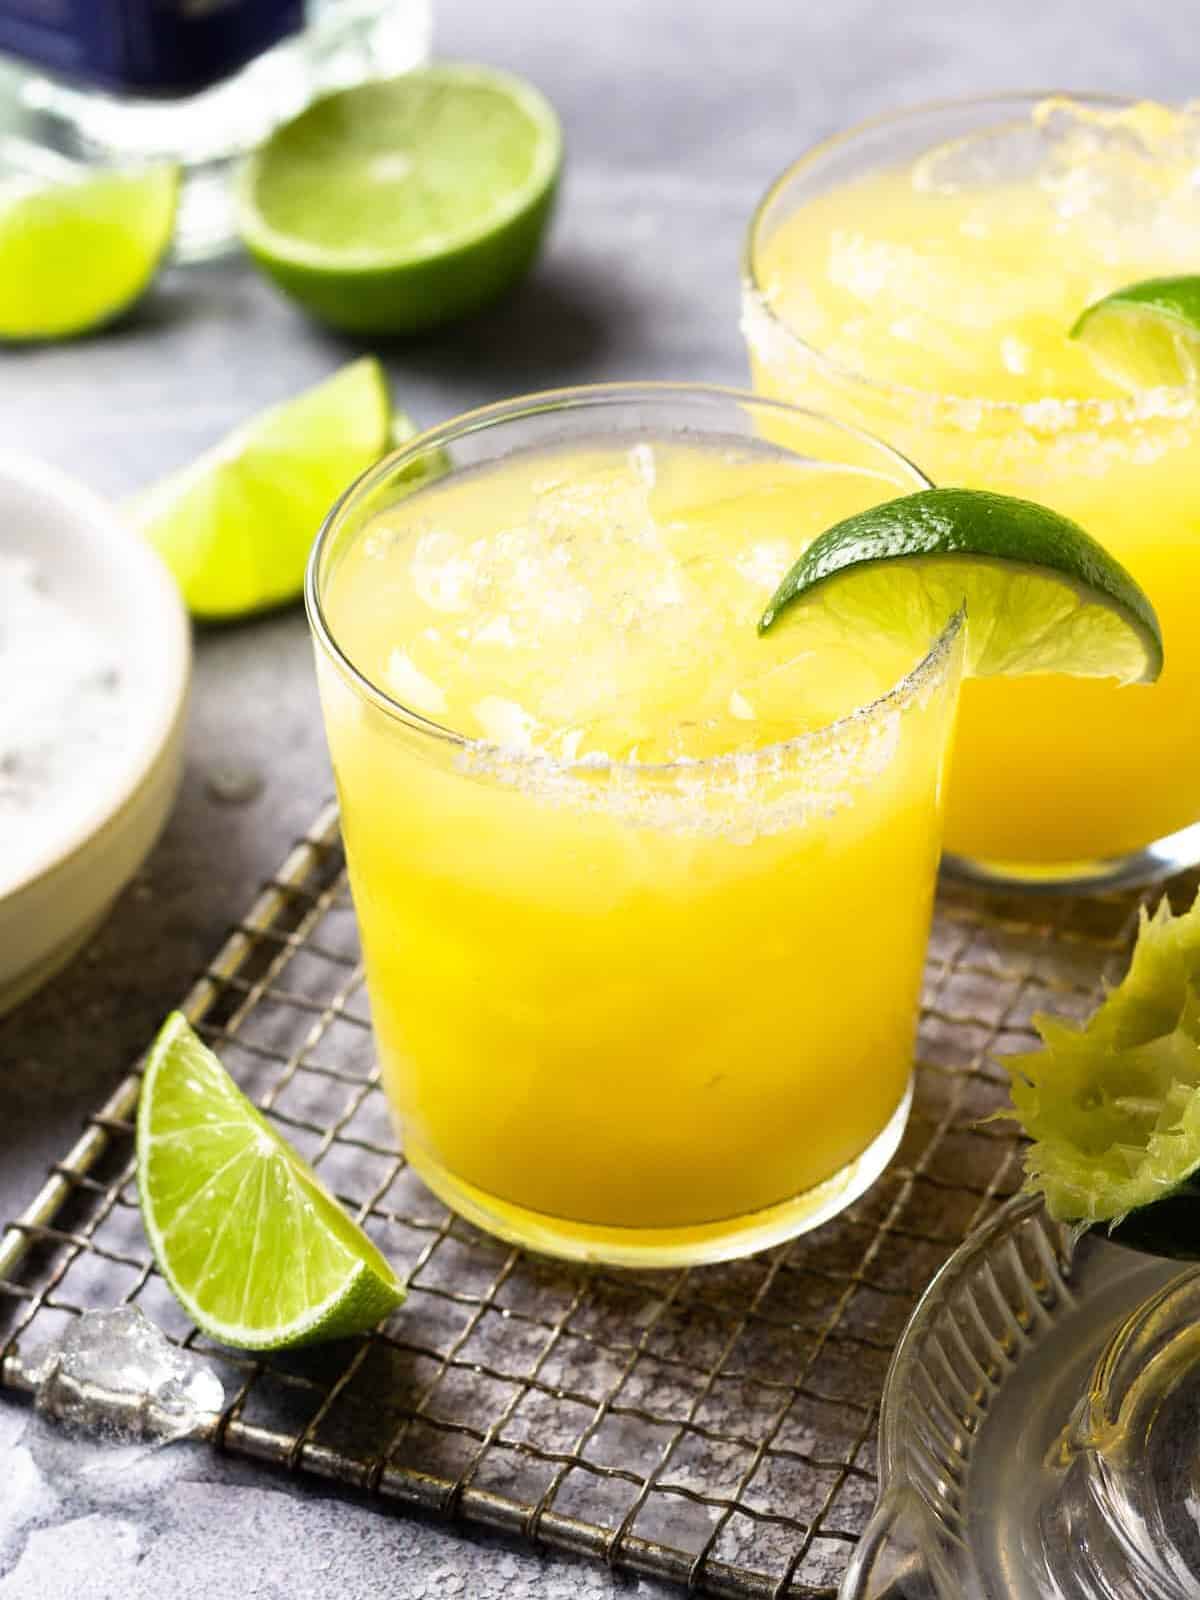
[1006,890,1200,1250]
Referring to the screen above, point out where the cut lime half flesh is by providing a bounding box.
[759,487,1162,686]
[1005,891,1200,1258]
[0,160,178,341]
[137,1013,404,1350]
[1069,275,1200,390]
[237,64,562,334]
[128,357,392,618]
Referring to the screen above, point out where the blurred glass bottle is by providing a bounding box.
[0,2,432,259]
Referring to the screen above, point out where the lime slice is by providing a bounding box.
[759,487,1162,685]
[137,1013,404,1349]
[129,357,391,618]
[1069,275,1200,390]
[236,65,562,335]
[0,162,177,341]
[1005,891,1200,1255]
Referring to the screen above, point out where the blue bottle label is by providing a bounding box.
[0,0,306,97]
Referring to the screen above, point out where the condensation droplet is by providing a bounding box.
[205,764,264,807]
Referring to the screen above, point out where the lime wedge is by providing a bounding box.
[129,357,391,618]
[1005,891,1200,1255]
[759,487,1162,685]
[0,163,177,341]
[236,65,561,335]
[1069,275,1200,390]
[137,1013,405,1349]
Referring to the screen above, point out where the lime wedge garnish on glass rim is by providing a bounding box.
[236,64,562,335]
[1004,890,1200,1259]
[759,487,1162,686]
[128,357,392,619]
[0,159,178,342]
[1069,275,1200,390]
[137,1013,404,1350]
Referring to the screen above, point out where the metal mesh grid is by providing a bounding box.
[0,801,1189,1598]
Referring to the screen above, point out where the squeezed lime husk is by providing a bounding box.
[1006,890,1200,1229]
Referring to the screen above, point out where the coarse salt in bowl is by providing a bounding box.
[0,452,190,1016]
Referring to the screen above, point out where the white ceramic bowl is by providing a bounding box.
[0,453,190,1017]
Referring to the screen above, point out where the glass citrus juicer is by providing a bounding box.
[843,891,1200,1600]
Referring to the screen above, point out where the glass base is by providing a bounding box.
[842,1193,1197,1600]
[942,816,1200,895]
[403,1080,913,1269]
[0,0,431,261]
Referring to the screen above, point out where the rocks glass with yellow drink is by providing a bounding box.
[743,93,1200,889]
[307,386,964,1266]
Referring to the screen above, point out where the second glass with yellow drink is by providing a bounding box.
[744,92,1200,888]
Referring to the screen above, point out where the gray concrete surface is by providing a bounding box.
[1,0,1196,1594]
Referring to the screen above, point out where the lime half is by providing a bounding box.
[759,487,1162,685]
[1069,275,1200,390]
[0,163,177,341]
[237,65,561,334]
[129,357,391,618]
[137,1013,404,1350]
[1006,891,1200,1255]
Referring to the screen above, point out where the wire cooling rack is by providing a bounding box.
[0,801,1188,1598]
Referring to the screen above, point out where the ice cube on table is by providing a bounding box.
[28,1306,224,1444]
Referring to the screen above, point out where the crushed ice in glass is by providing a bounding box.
[760,95,1200,413]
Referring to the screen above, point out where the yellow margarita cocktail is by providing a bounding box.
[744,94,1200,886]
[308,387,962,1266]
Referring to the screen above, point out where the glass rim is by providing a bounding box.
[305,379,963,781]
[741,88,1197,427]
